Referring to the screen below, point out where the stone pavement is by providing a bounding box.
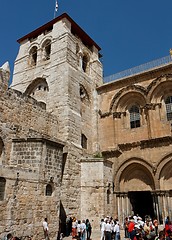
[63,229,125,240]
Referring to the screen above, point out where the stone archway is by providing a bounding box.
[114,161,156,223]
[119,163,154,192]
[159,159,172,190]
[24,77,49,106]
[158,158,172,220]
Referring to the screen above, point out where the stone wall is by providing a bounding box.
[10,14,103,229]
[98,66,172,223]
[80,158,113,229]
[0,65,65,238]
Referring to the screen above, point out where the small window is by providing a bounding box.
[29,46,38,66]
[81,134,87,149]
[80,87,86,99]
[46,184,53,196]
[0,177,6,201]
[165,96,172,121]
[42,40,51,60]
[107,189,110,204]
[82,54,89,72]
[129,105,140,129]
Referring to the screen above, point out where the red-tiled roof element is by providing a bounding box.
[17,13,101,51]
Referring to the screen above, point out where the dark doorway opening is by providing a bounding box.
[128,191,154,220]
[58,201,67,239]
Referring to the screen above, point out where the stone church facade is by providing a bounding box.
[0,12,172,238]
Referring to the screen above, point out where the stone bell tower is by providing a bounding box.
[12,13,103,146]
[11,13,104,225]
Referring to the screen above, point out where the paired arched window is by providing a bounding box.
[29,46,38,66]
[165,96,172,121]
[129,105,140,129]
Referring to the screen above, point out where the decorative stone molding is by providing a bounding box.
[98,109,111,118]
[100,136,172,157]
[98,110,126,119]
[113,112,126,118]
[102,148,122,158]
[141,103,162,111]
[110,84,147,111]
[118,136,172,152]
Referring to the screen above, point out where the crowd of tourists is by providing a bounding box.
[2,215,172,240]
[100,215,172,240]
[65,216,92,240]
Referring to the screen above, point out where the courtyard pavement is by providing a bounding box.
[63,229,125,240]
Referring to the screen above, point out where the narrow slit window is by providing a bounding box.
[81,134,87,149]
[46,184,53,196]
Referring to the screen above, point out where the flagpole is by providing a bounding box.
[54,0,58,19]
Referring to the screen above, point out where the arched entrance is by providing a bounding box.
[158,156,172,221]
[128,191,154,219]
[114,161,156,223]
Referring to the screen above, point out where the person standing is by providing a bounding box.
[100,219,106,240]
[124,217,129,238]
[66,215,71,237]
[153,218,158,236]
[128,216,136,240]
[86,219,92,240]
[43,217,50,240]
[104,220,112,240]
[114,221,120,240]
[72,217,77,239]
[77,220,82,240]
[80,220,86,240]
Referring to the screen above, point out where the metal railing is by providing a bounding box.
[103,55,172,83]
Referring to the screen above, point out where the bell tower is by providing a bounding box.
[11,13,103,221]
[11,13,103,145]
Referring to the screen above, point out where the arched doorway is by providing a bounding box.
[128,191,154,219]
[158,157,172,221]
[115,161,156,222]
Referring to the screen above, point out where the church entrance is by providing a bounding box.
[128,191,154,220]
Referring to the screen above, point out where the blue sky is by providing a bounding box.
[1,1,172,80]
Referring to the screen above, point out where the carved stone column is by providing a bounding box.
[156,191,165,224]
[116,192,128,223]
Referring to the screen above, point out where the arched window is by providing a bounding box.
[29,46,38,66]
[45,184,53,196]
[129,105,140,129]
[165,96,172,121]
[24,77,49,106]
[0,177,6,201]
[42,39,51,60]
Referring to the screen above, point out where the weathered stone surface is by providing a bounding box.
[1,12,172,238]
